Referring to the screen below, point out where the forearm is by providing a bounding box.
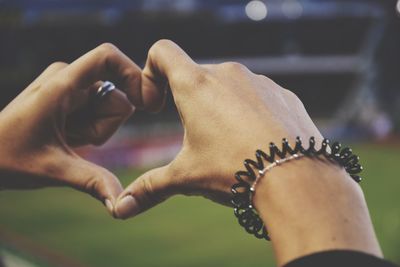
[253,157,382,266]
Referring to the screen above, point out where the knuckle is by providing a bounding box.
[167,161,186,187]
[113,97,135,120]
[141,178,154,198]
[98,42,119,52]
[122,67,141,79]
[167,157,201,196]
[284,89,305,106]
[121,67,141,86]
[217,62,248,73]
[284,88,299,100]
[257,74,273,83]
[83,174,101,199]
[90,128,112,146]
[87,124,107,146]
[96,42,120,58]
[140,176,165,207]
[46,61,67,73]
[121,101,136,116]
[149,39,175,57]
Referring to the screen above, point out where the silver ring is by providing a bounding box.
[96,81,116,98]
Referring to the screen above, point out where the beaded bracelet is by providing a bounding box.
[230,136,363,241]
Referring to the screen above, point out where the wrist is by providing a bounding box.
[253,156,347,212]
[252,157,382,266]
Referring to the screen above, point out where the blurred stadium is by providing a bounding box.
[0,0,399,266]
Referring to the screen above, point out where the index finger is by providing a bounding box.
[51,43,144,108]
[141,40,203,111]
[144,39,199,83]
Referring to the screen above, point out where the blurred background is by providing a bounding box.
[0,0,399,266]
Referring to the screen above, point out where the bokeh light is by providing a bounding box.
[245,0,268,21]
[396,0,400,15]
[282,0,303,19]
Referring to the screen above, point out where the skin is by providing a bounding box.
[0,43,163,214]
[0,40,383,266]
[114,40,383,265]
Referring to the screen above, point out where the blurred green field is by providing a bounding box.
[0,144,399,267]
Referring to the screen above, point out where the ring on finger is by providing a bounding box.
[96,81,116,98]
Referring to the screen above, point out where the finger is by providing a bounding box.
[114,165,175,219]
[65,83,135,146]
[54,152,124,216]
[48,43,144,108]
[141,39,201,111]
[85,87,134,145]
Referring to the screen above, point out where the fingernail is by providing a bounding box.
[104,199,114,216]
[115,195,140,219]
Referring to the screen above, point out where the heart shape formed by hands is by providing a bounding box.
[1,40,383,267]
[0,40,322,219]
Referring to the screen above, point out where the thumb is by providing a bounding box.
[52,153,124,216]
[114,165,175,219]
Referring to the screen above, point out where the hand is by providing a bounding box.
[115,40,382,265]
[114,40,323,217]
[0,43,164,215]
